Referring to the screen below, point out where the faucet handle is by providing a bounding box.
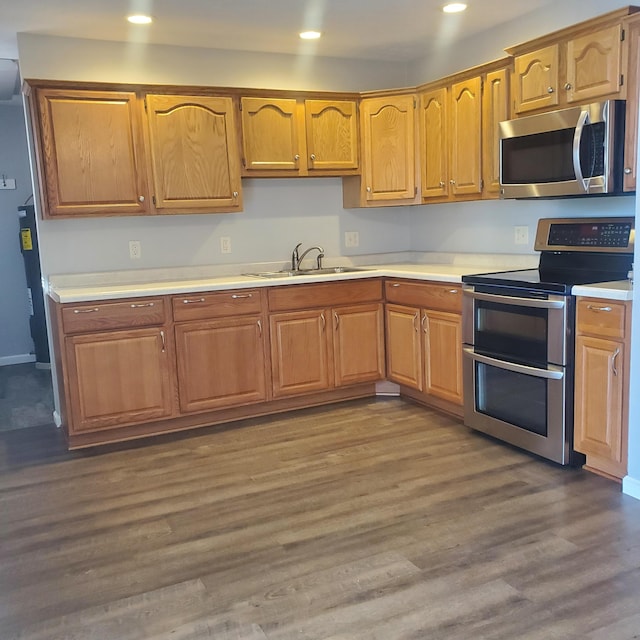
[316,252,325,270]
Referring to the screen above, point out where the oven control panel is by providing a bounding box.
[535,217,634,252]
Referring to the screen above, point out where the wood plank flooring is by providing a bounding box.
[1,397,640,639]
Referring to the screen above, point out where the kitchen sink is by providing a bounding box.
[243,266,372,279]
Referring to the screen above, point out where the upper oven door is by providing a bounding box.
[462,285,569,366]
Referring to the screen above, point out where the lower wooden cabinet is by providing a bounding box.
[385,280,463,409]
[574,297,631,480]
[174,316,267,412]
[64,327,174,433]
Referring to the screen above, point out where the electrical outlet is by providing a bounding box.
[220,236,232,254]
[514,226,529,245]
[129,240,142,260]
[345,231,360,248]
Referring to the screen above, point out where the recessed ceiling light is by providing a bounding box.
[127,14,153,25]
[442,3,467,13]
[299,31,322,40]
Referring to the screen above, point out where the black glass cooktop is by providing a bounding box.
[462,268,626,294]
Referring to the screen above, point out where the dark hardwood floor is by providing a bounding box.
[1,397,640,639]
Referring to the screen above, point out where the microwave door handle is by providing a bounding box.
[573,110,590,192]
[463,347,565,380]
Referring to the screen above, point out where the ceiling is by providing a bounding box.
[0,0,558,63]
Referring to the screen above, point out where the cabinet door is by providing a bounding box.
[385,304,422,391]
[241,97,303,171]
[333,303,385,386]
[574,335,625,468]
[419,88,449,200]
[513,45,560,114]
[270,310,331,398]
[361,95,416,201]
[65,328,173,433]
[174,316,266,413]
[565,25,622,104]
[422,310,463,405]
[146,95,242,211]
[482,68,509,197]
[623,17,640,191]
[450,77,482,196]
[305,99,358,171]
[36,89,149,217]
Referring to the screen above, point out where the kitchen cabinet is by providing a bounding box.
[33,88,150,218]
[507,9,637,115]
[145,94,242,212]
[172,289,267,413]
[240,96,359,175]
[574,297,631,480]
[343,93,419,207]
[418,61,509,203]
[268,280,384,399]
[623,13,640,192]
[57,297,174,434]
[385,280,463,411]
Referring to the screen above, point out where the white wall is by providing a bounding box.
[0,103,34,364]
[408,196,636,254]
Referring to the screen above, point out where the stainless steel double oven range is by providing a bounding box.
[462,217,634,465]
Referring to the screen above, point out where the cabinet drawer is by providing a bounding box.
[576,298,628,339]
[268,279,382,311]
[61,298,166,334]
[385,279,462,313]
[172,289,263,321]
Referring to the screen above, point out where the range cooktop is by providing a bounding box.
[462,217,635,295]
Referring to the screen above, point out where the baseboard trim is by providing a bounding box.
[622,475,640,501]
[0,354,36,366]
[53,411,62,428]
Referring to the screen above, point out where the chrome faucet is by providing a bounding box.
[291,243,324,271]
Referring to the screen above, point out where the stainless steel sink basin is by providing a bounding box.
[243,267,371,279]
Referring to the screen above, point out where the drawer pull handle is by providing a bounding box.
[448,289,459,294]
[612,348,620,376]
[334,311,340,330]
[587,305,612,312]
[392,283,401,288]
[413,311,419,332]
[320,313,326,332]
[73,307,99,314]
[257,319,262,337]
[160,330,166,353]
[231,293,253,299]
[421,313,428,333]
[182,298,206,304]
[130,302,155,308]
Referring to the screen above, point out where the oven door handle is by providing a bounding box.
[463,347,565,380]
[463,289,565,309]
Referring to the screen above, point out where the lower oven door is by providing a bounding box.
[463,347,572,465]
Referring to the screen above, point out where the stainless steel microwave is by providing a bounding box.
[499,100,626,198]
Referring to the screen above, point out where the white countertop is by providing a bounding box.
[572,280,633,301]
[47,256,633,304]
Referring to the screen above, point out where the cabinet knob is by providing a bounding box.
[310,154,316,161]
[294,154,300,161]
[138,195,145,202]
[624,167,632,175]
[547,87,554,94]
[233,191,239,198]
[449,179,456,185]
[564,83,572,91]
[366,186,372,192]
[439,181,445,187]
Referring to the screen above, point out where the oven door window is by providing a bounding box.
[475,300,547,364]
[475,361,547,437]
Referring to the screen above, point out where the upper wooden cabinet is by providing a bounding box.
[623,13,640,191]
[34,88,150,218]
[240,96,358,176]
[145,94,242,212]
[343,93,419,207]
[507,9,638,115]
[418,61,510,203]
